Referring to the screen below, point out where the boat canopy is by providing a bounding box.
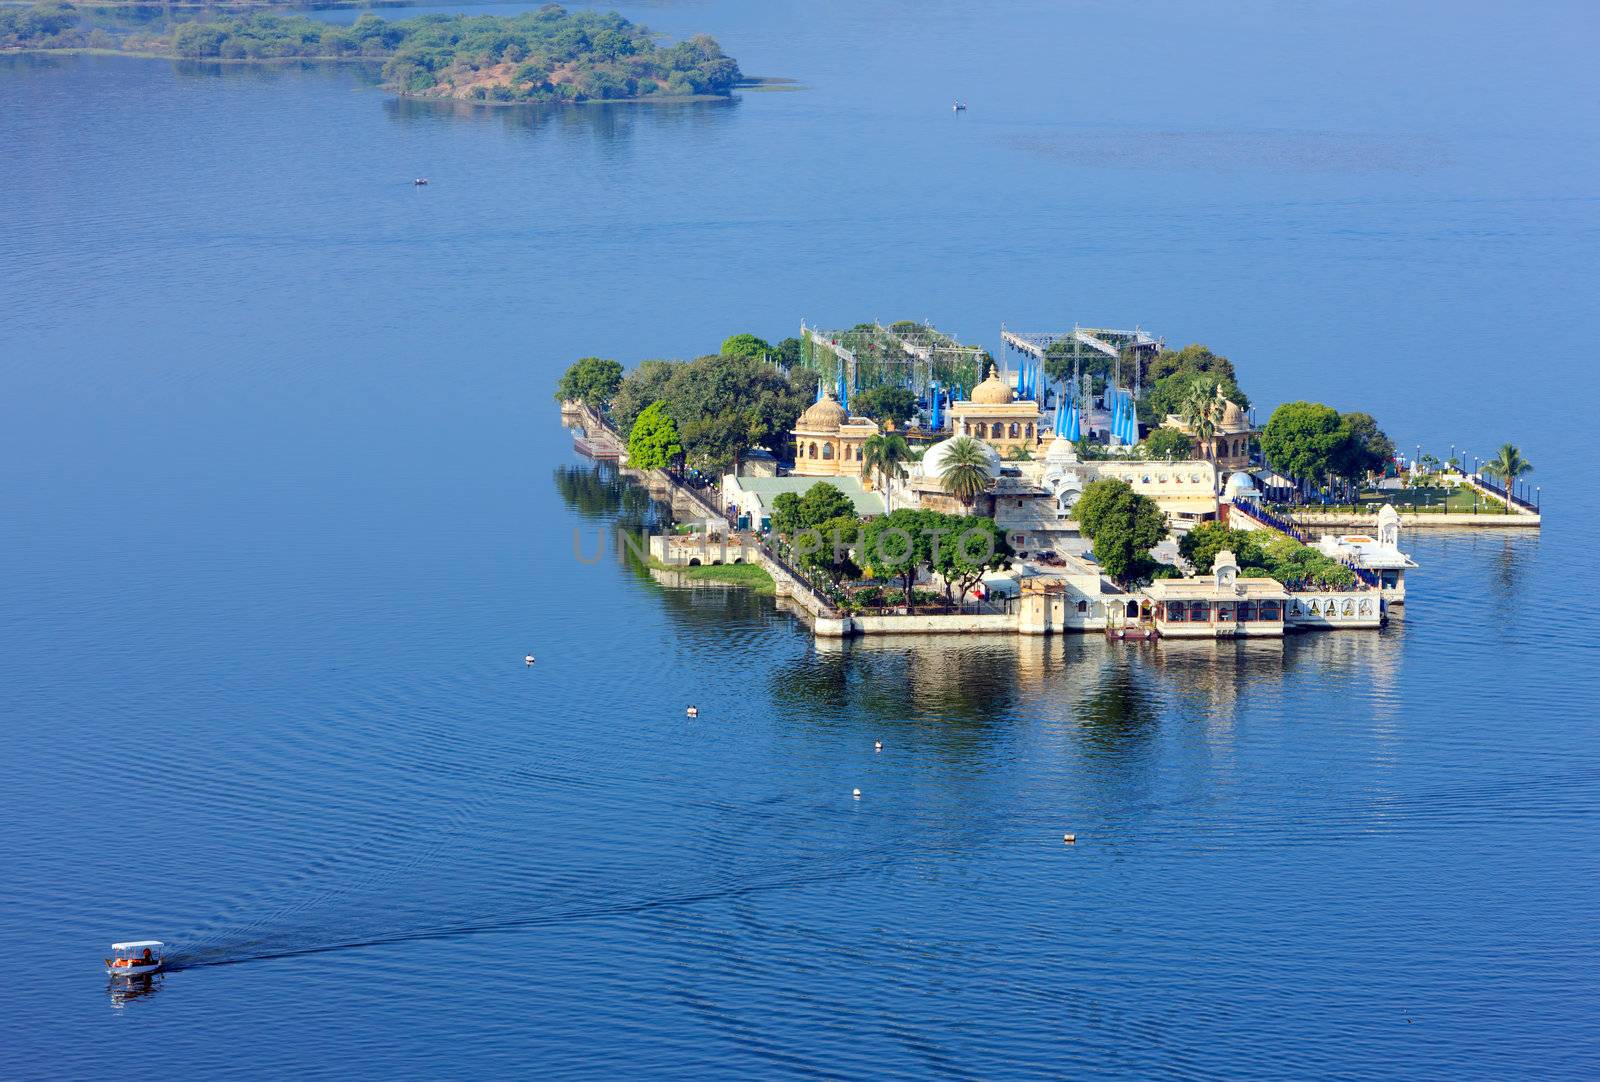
[111,940,164,951]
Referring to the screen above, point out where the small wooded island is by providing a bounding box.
[0,3,743,104]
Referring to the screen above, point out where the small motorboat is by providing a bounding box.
[413,177,429,186]
[952,101,967,112]
[105,940,164,978]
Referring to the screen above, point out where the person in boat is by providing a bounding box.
[107,948,155,969]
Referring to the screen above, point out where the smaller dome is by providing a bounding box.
[797,390,847,432]
[969,363,1015,405]
[920,436,1003,481]
[1223,471,1259,499]
[1045,435,1079,465]
[1219,398,1247,429]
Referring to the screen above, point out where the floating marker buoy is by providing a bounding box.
[686,706,699,718]
[874,741,883,752]
[524,655,535,666]
[1062,833,1077,844]
[852,788,861,799]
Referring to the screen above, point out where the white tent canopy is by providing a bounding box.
[111,940,164,951]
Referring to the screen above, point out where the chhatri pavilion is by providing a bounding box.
[789,388,880,480]
[948,364,1043,457]
[1162,386,1258,471]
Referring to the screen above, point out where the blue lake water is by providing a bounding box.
[3,0,1599,1076]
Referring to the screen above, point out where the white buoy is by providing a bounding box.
[1062,833,1077,845]
[852,788,861,799]
[686,706,699,718]
[874,741,882,752]
[524,655,535,666]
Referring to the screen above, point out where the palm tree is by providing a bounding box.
[1481,443,1533,505]
[861,432,913,512]
[1180,384,1222,442]
[940,436,993,506]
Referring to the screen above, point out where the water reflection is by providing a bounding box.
[797,636,1031,723]
[1065,655,1160,755]
[383,94,737,139]
[171,58,385,89]
[106,973,163,1008]
[552,463,663,526]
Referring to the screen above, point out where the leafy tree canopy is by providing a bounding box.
[625,400,682,471]
[1178,522,1262,574]
[1147,343,1238,387]
[1142,427,1194,460]
[610,359,677,436]
[927,513,1010,606]
[1333,411,1395,481]
[1074,478,1168,582]
[798,481,858,527]
[939,436,995,503]
[1143,369,1249,424]
[850,385,918,424]
[721,333,773,361]
[555,355,623,407]
[769,482,858,536]
[1178,521,1354,588]
[1260,401,1350,485]
[860,508,938,600]
[794,514,862,584]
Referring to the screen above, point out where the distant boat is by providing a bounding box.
[413,178,429,186]
[105,940,164,978]
[952,101,967,113]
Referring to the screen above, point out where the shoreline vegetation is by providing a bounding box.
[0,3,744,104]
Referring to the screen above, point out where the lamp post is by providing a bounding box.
[1536,485,1541,510]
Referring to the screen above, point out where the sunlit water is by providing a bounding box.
[3,1,1598,1077]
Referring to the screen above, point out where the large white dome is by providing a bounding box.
[920,436,1002,481]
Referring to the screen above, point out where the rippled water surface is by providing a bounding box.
[3,1,1598,1077]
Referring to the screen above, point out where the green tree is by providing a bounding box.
[1256,533,1354,589]
[1260,401,1349,489]
[1481,443,1533,496]
[773,337,803,368]
[720,333,773,361]
[768,482,860,538]
[1143,427,1194,460]
[662,353,808,470]
[861,432,913,511]
[1143,370,1249,425]
[1146,343,1239,387]
[851,385,918,425]
[938,436,994,505]
[554,356,623,408]
[794,514,862,585]
[798,481,857,527]
[1074,478,1168,583]
[610,359,679,436]
[861,508,936,604]
[769,492,804,536]
[1334,411,1395,482]
[625,400,682,471]
[928,513,1010,608]
[1178,522,1262,574]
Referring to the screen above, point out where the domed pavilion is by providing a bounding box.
[947,364,1043,457]
[790,388,881,480]
[1161,386,1257,470]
